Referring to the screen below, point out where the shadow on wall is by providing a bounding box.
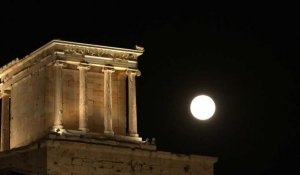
[0,169,26,175]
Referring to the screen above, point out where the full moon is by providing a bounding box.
[190,95,216,120]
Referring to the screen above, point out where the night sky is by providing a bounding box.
[1,1,299,175]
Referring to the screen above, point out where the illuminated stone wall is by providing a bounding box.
[47,140,215,175]
[0,139,216,175]
[10,67,49,149]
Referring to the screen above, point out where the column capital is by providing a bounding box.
[77,64,91,70]
[0,90,10,97]
[102,67,115,73]
[126,70,141,76]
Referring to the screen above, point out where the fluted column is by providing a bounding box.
[78,64,90,132]
[1,91,10,151]
[103,68,115,135]
[127,70,141,137]
[53,61,64,130]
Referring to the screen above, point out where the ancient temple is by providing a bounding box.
[0,40,217,175]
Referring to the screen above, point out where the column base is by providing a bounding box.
[53,125,64,129]
[79,128,89,132]
[104,130,114,135]
[51,127,66,134]
[129,133,139,137]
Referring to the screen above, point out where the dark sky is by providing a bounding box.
[1,1,299,175]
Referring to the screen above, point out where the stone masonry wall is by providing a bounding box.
[0,137,216,175]
[47,140,216,175]
[0,143,47,174]
[10,67,47,149]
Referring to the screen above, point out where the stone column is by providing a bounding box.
[127,70,141,137]
[53,62,64,130]
[78,64,90,132]
[1,91,10,151]
[103,68,115,135]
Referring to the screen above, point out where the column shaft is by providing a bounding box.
[127,71,140,137]
[1,94,10,151]
[103,68,115,134]
[53,62,64,129]
[78,65,90,132]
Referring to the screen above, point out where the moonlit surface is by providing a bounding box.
[190,95,216,120]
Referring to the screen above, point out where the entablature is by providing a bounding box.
[0,40,144,91]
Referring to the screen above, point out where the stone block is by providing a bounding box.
[72,158,83,166]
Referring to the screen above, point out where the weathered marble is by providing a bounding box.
[78,64,90,132]
[53,61,64,130]
[127,70,141,137]
[103,68,115,135]
[0,91,10,151]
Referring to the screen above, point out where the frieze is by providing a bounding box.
[63,45,137,61]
